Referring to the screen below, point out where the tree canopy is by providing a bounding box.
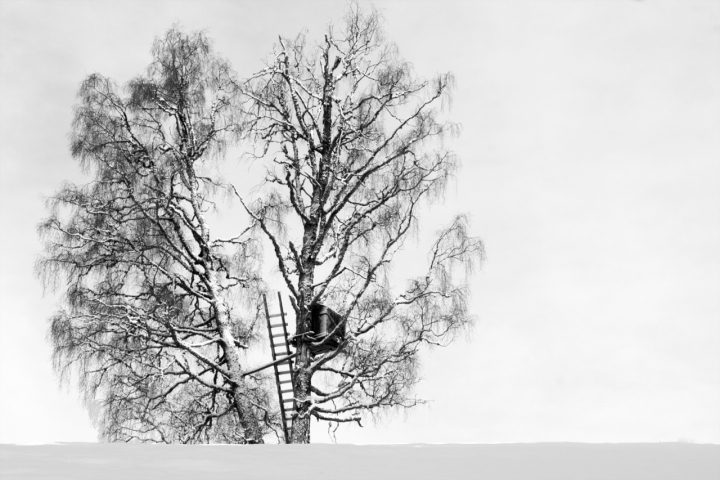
[240,5,484,443]
[39,27,273,443]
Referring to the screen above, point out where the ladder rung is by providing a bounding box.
[267,313,283,318]
[272,333,287,339]
[283,399,295,404]
[281,388,293,394]
[279,379,292,384]
[270,323,286,328]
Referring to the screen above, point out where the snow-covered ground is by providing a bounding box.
[1,443,718,479]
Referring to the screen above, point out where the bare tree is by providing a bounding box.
[38,28,276,443]
[241,5,484,443]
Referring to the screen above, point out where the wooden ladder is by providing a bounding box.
[263,293,294,443]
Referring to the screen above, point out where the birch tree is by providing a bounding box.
[241,6,484,443]
[38,28,275,443]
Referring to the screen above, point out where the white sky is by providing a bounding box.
[0,0,718,445]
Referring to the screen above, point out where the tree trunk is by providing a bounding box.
[290,252,315,443]
[289,343,312,443]
[209,273,264,443]
[231,385,264,443]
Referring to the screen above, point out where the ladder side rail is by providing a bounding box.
[272,362,290,443]
[276,358,295,434]
[277,355,295,441]
[264,294,279,362]
[277,292,292,357]
[264,294,290,443]
[277,293,295,386]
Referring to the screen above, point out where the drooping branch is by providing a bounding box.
[39,27,275,444]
